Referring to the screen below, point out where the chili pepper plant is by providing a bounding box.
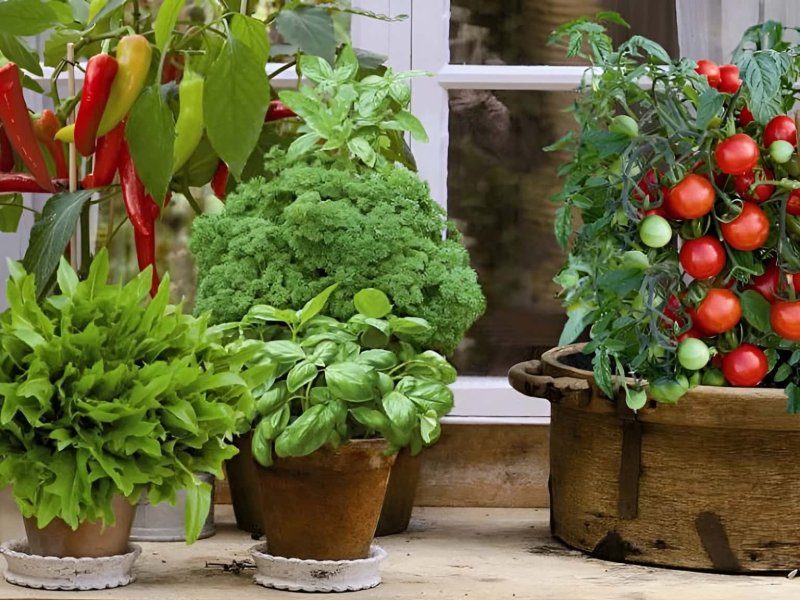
[0,0,399,298]
[550,15,800,410]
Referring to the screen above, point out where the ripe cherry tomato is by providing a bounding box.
[715,134,760,175]
[666,174,715,219]
[695,59,721,88]
[749,262,781,302]
[677,327,704,342]
[771,301,800,340]
[734,168,774,203]
[694,288,741,334]
[720,202,770,251]
[788,190,800,216]
[718,64,742,94]
[721,344,768,386]
[679,236,726,279]
[738,106,754,127]
[639,215,672,248]
[763,115,797,147]
[662,294,684,327]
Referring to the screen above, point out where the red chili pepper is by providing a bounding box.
[119,141,160,297]
[82,120,125,189]
[0,64,54,191]
[0,126,13,172]
[0,173,67,193]
[161,53,185,84]
[74,54,119,157]
[211,161,229,199]
[265,100,296,122]
[33,110,68,179]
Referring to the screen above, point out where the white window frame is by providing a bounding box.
[349,1,595,423]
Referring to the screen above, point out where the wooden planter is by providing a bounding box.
[509,343,800,573]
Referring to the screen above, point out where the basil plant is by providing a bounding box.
[229,285,457,467]
[0,251,255,544]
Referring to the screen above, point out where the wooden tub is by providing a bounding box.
[508,343,800,572]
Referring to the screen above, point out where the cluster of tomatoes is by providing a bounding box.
[632,59,800,388]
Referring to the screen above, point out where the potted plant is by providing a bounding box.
[0,251,252,583]
[508,15,800,572]
[190,48,485,536]
[229,284,455,564]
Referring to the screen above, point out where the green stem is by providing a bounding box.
[132,0,141,33]
[0,202,39,215]
[104,214,128,248]
[269,60,296,80]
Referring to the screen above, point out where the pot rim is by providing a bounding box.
[542,343,799,430]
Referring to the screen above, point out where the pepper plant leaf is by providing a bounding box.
[127,85,175,204]
[0,193,22,233]
[204,34,269,179]
[275,6,335,64]
[0,32,42,76]
[22,190,93,298]
[0,0,59,35]
[154,0,186,51]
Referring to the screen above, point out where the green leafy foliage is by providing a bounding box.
[0,251,253,543]
[279,45,428,170]
[127,85,175,203]
[228,287,457,465]
[275,6,335,64]
[189,152,485,355]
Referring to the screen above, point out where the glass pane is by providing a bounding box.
[450,0,678,66]
[448,90,575,376]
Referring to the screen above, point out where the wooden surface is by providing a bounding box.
[1,506,798,600]
[519,346,800,572]
[216,424,552,509]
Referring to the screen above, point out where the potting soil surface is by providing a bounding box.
[0,506,796,600]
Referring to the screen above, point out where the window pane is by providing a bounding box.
[448,90,575,376]
[450,0,678,66]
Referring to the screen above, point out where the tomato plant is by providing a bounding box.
[715,134,760,175]
[763,115,797,147]
[722,345,768,387]
[666,174,715,219]
[720,202,770,251]
[748,262,782,302]
[694,289,742,334]
[679,236,726,279]
[771,301,800,340]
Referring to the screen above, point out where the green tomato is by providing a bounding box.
[677,338,711,371]
[769,140,794,164]
[609,115,639,138]
[649,377,688,403]
[625,387,648,410]
[701,367,727,386]
[639,215,672,248]
[788,156,800,177]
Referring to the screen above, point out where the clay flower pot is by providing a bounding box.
[375,448,421,536]
[23,495,135,558]
[258,438,395,560]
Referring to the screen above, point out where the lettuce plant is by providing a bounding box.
[228,286,457,466]
[0,251,254,543]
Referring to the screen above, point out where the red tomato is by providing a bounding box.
[666,174,715,219]
[695,59,721,88]
[720,202,770,251]
[718,64,742,94]
[749,262,781,302]
[771,301,800,340]
[662,294,684,327]
[677,328,704,342]
[694,288,742,334]
[788,190,800,216]
[738,106,754,127]
[679,236,726,279]
[733,168,774,203]
[714,134,760,175]
[793,272,800,293]
[763,115,797,147]
[722,344,768,386]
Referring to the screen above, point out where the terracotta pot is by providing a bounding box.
[24,495,135,558]
[375,448,421,536]
[508,343,800,573]
[226,432,263,535]
[258,438,395,560]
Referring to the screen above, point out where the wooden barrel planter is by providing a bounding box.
[508,343,800,573]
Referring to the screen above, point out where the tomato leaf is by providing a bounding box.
[740,289,771,333]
